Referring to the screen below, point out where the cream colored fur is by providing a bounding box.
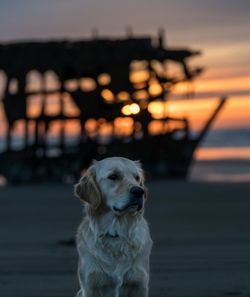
[74,157,152,297]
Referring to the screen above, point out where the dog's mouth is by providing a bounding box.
[113,198,143,213]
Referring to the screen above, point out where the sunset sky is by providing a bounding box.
[0,0,249,138]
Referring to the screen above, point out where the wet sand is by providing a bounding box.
[0,180,250,297]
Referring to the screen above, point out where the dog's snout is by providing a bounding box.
[130,186,144,197]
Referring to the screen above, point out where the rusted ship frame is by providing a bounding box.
[0,32,225,183]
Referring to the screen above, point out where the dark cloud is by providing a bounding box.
[0,0,249,43]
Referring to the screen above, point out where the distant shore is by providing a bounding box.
[190,158,250,182]
[1,158,250,187]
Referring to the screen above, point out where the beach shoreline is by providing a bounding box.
[0,180,250,297]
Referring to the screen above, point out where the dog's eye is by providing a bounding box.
[135,175,140,181]
[108,173,119,181]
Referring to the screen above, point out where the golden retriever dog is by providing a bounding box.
[74,157,152,297]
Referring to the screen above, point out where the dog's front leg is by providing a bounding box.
[99,283,119,297]
[121,281,148,297]
[82,271,117,297]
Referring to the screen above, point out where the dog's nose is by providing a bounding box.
[130,186,144,197]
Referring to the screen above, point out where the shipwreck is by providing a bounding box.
[0,31,226,183]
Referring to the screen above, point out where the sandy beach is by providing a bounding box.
[0,180,250,297]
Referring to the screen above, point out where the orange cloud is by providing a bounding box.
[148,95,250,131]
[195,147,250,161]
[171,75,250,95]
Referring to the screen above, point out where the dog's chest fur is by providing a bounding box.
[99,217,146,260]
[78,214,149,282]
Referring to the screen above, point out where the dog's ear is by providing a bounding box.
[74,166,101,209]
[134,160,148,200]
[134,160,145,182]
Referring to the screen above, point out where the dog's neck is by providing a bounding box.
[86,209,144,242]
[100,231,119,239]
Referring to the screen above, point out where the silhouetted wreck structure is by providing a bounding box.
[0,32,226,183]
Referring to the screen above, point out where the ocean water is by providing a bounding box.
[190,128,250,182]
[198,128,250,148]
[0,128,250,183]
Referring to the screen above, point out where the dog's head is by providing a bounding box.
[74,157,147,216]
